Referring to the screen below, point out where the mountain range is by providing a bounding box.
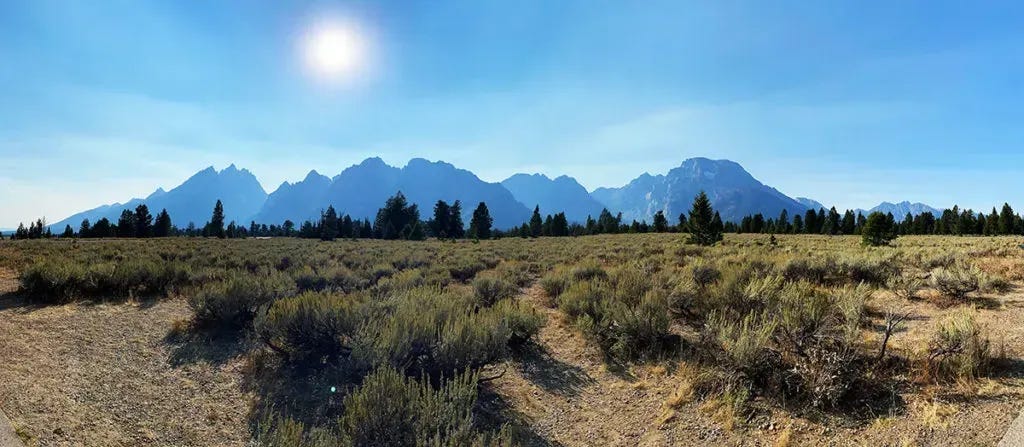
[48,157,943,232]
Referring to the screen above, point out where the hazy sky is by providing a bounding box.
[2,0,1024,227]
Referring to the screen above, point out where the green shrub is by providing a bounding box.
[354,287,512,381]
[472,276,518,307]
[449,260,486,283]
[494,299,545,347]
[341,368,475,446]
[570,262,607,282]
[781,257,837,285]
[886,272,923,300]
[254,291,363,363]
[930,262,982,301]
[538,271,570,305]
[690,260,721,289]
[928,309,991,380]
[705,311,776,377]
[188,271,295,328]
[840,256,899,285]
[604,292,674,360]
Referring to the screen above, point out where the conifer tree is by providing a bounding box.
[61,224,74,238]
[320,205,339,241]
[448,200,465,239]
[652,211,668,233]
[153,209,172,237]
[134,204,153,238]
[468,202,493,240]
[529,206,543,237]
[687,191,722,246]
[79,219,92,238]
[117,209,135,238]
[431,200,451,239]
[862,211,897,246]
[792,214,804,234]
[208,200,226,238]
[1000,203,1016,235]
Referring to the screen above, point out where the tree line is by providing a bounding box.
[729,203,1024,237]
[7,193,1024,241]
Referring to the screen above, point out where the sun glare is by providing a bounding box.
[302,20,368,82]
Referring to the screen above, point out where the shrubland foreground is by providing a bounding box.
[1,234,1024,446]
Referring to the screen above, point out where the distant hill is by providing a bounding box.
[857,201,942,218]
[51,165,267,230]
[501,173,605,223]
[591,158,807,223]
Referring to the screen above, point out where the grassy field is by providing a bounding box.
[1,234,1023,446]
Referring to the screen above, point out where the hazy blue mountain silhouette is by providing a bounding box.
[252,170,332,224]
[592,158,807,223]
[857,201,941,217]
[796,197,827,211]
[501,173,605,223]
[252,158,532,229]
[50,157,836,232]
[51,165,267,230]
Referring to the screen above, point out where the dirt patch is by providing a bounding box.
[0,296,251,447]
[488,285,1024,446]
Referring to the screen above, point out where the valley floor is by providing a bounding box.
[2,235,1024,446]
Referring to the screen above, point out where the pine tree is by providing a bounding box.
[431,200,451,239]
[320,205,339,241]
[529,206,543,238]
[862,211,897,246]
[117,209,135,238]
[61,224,74,238]
[1000,203,1016,235]
[468,202,493,240]
[687,191,722,246]
[152,209,172,237]
[208,200,226,238]
[134,204,153,238]
[552,212,569,237]
[79,219,92,238]
[776,209,790,234]
[374,192,419,240]
[803,209,817,234]
[841,210,856,235]
[652,211,668,233]
[792,214,804,234]
[448,200,465,239]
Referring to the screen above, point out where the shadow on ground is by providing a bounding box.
[513,343,595,397]
[165,327,253,367]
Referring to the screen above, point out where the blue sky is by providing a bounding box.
[2,0,1024,227]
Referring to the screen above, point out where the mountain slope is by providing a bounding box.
[796,197,827,211]
[317,158,530,229]
[251,170,332,224]
[52,165,268,230]
[501,174,605,223]
[591,158,807,223]
[858,201,942,217]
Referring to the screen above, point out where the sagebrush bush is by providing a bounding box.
[20,258,192,303]
[930,262,982,301]
[188,271,296,328]
[472,276,518,307]
[538,271,570,305]
[705,311,776,377]
[886,272,923,300]
[254,291,362,363]
[927,309,991,380]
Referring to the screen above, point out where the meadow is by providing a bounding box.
[1,233,1023,446]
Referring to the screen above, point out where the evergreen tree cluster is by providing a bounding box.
[730,202,1024,237]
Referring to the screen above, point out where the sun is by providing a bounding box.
[302,20,368,81]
